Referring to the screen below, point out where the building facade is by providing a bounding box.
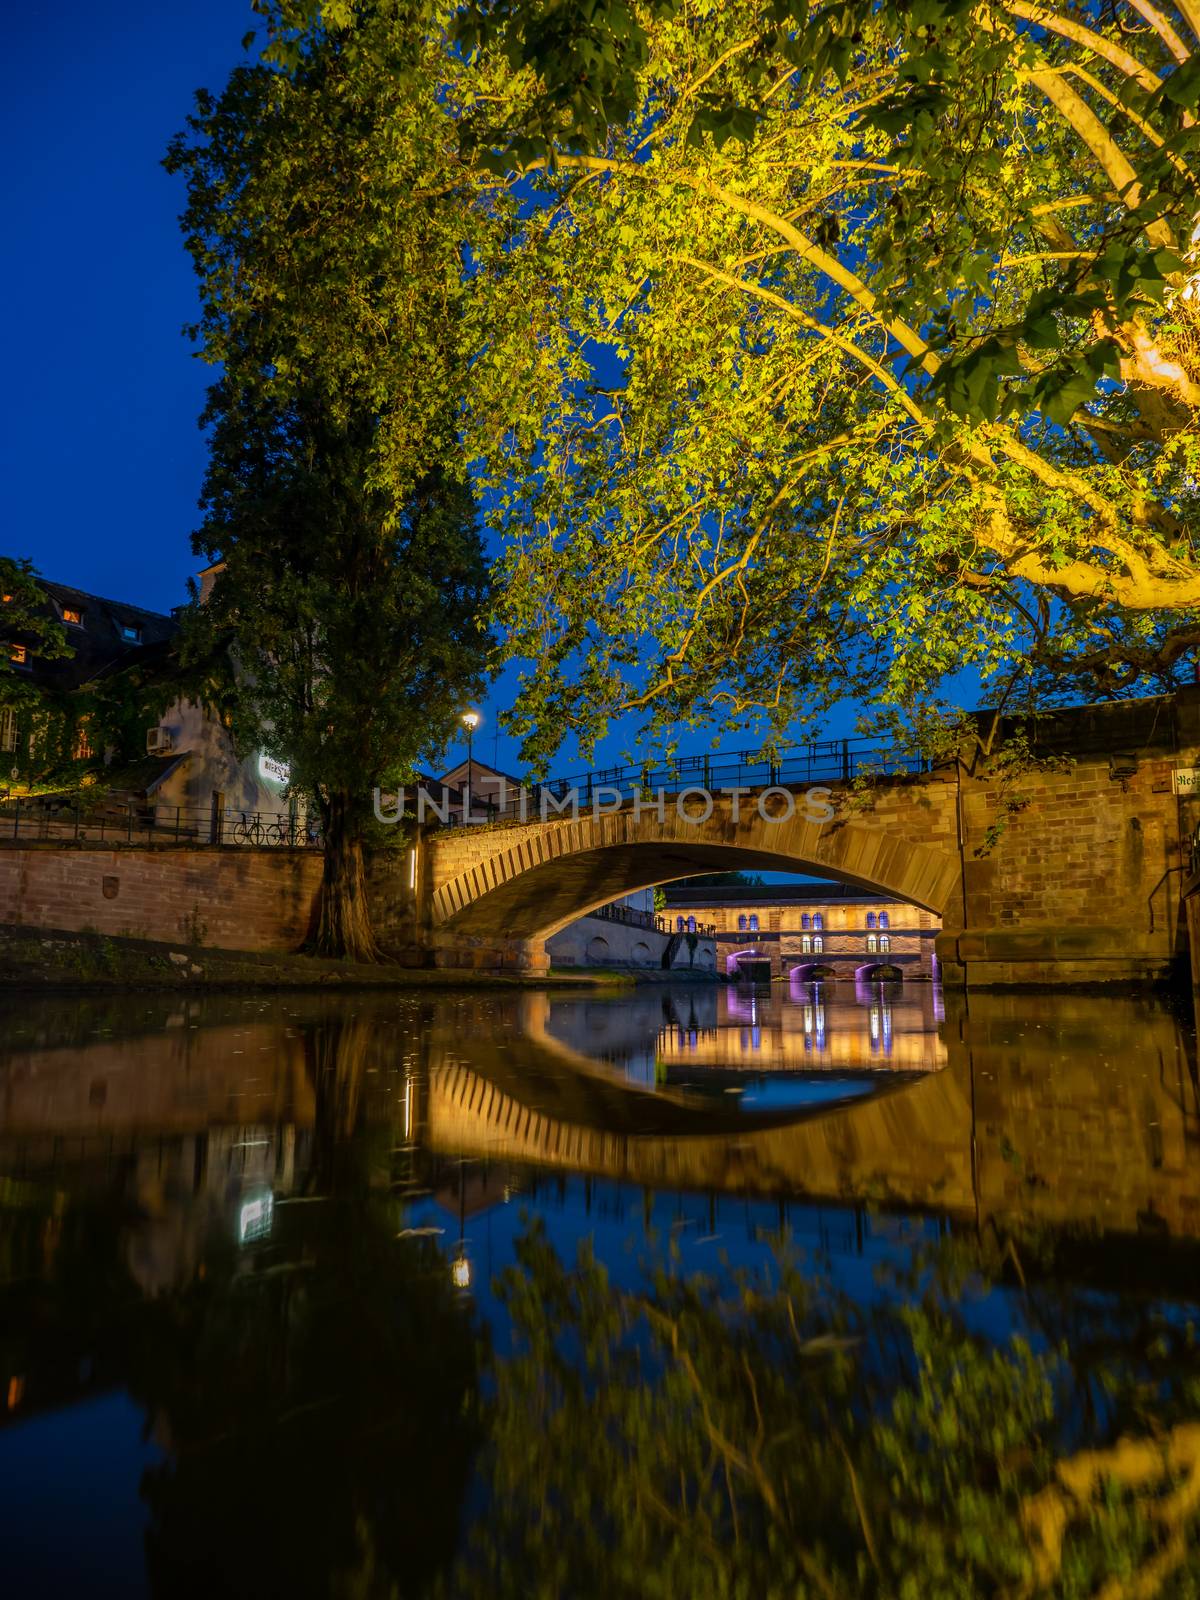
[2,573,297,834]
[662,882,941,981]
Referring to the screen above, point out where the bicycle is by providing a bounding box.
[231,813,265,845]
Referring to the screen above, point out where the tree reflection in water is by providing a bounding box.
[457,1222,1200,1599]
[1,1013,480,1600]
[6,990,1200,1596]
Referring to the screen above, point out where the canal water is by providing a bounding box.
[2,980,1200,1596]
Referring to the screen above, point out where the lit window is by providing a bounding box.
[866,933,878,953]
[801,913,810,929]
[738,914,747,931]
[687,916,696,933]
[749,914,759,931]
[866,912,876,929]
[677,916,685,931]
[0,594,11,604]
[813,935,823,954]
[62,607,84,626]
[0,708,15,752]
[72,720,93,761]
[8,644,27,666]
[879,912,889,929]
[801,934,812,953]
[813,913,823,931]
[120,623,142,644]
[879,935,890,953]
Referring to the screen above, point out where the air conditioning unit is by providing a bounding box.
[146,727,174,755]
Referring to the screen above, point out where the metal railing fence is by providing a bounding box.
[0,797,322,849]
[453,736,930,830]
[589,901,717,937]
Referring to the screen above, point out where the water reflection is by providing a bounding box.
[2,984,1200,1595]
[539,976,944,1083]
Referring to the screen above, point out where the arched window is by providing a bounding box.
[879,934,890,953]
[749,914,759,931]
[866,912,876,929]
[687,916,696,933]
[866,933,878,953]
[677,916,685,931]
[801,934,812,954]
[813,935,823,954]
[813,913,823,930]
[738,914,747,931]
[878,911,889,929]
[801,913,810,930]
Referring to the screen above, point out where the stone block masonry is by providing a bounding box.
[421,688,1200,986]
[0,843,324,953]
[6,688,1200,984]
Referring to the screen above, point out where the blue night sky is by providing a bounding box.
[1,3,946,777]
[4,2,258,613]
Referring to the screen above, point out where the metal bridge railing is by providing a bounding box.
[589,902,717,937]
[0,798,322,849]
[451,737,930,830]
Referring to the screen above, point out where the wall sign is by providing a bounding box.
[1172,768,1200,795]
[258,753,291,788]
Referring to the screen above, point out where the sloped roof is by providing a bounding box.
[663,882,903,907]
[5,579,178,692]
[100,752,191,797]
[438,757,526,788]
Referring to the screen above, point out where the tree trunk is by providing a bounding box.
[314,793,379,962]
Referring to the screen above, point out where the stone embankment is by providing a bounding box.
[0,925,634,993]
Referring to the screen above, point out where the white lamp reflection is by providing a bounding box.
[451,1156,471,1291]
[238,1188,274,1245]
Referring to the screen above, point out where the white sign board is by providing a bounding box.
[1172,768,1200,795]
[258,753,291,789]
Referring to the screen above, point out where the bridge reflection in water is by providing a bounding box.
[420,984,1200,1237]
[1,981,1198,1264]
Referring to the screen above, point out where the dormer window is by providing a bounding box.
[120,623,142,644]
[62,607,84,626]
[9,644,27,666]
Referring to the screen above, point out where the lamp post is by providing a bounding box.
[461,710,480,822]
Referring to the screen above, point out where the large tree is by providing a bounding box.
[449,0,1200,765]
[167,1,493,959]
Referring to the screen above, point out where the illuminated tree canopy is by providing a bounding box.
[450,0,1200,764]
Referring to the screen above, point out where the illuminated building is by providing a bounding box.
[662,881,941,981]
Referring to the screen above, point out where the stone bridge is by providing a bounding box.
[388,691,1200,988]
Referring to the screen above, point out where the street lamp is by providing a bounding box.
[461,710,480,821]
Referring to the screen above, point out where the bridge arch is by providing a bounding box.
[426,794,961,957]
[725,946,770,977]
